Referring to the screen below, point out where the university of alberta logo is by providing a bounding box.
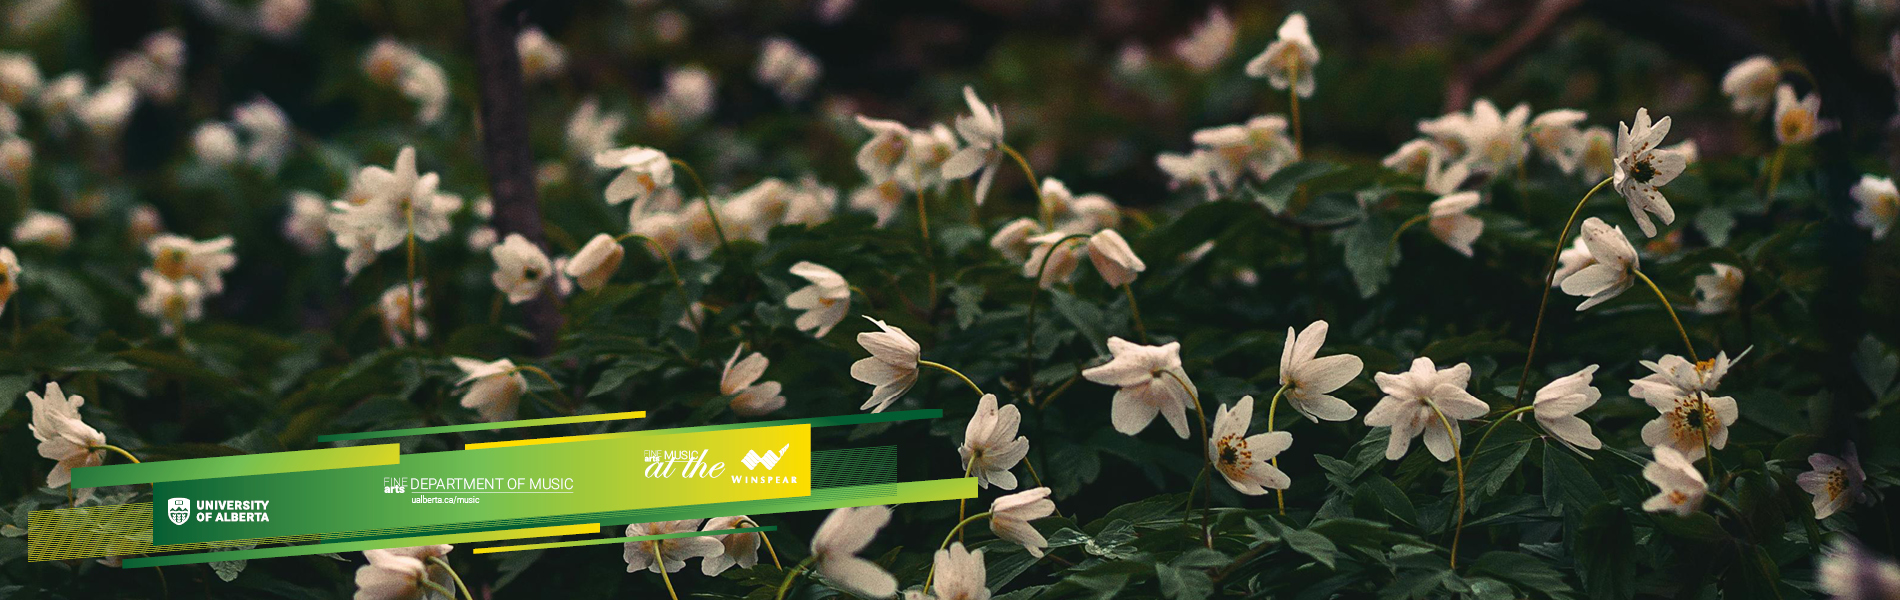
[743,444,792,471]
[167,497,190,526]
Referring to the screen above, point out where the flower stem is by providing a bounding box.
[1161,369,1214,548]
[1288,84,1304,156]
[90,444,142,464]
[1021,233,1092,399]
[670,158,731,258]
[1468,405,1534,460]
[1631,269,1699,362]
[651,542,680,600]
[1763,146,1786,201]
[774,557,815,600]
[426,556,474,600]
[1385,214,1429,260]
[1695,393,1718,484]
[918,191,939,317]
[1021,459,1063,517]
[616,233,700,333]
[955,460,976,544]
[1123,284,1149,343]
[405,204,420,348]
[738,518,782,569]
[919,360,984,397]
[999,143,1049,228]
[1512,177,1614,407]
[924,511,993,592]
[1420,398,1466,569]
[1264,384,1290,516]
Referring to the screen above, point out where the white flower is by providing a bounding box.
[624,520,724,574]
[516,27,567,82]
[1798,444,1866,520]
[1527,109,1586,173]
[1278,320,1363,422]
[1532,365,1602,450]
[12,210,73,250]
[328,147,453,260]
[1085,229,1144,287]
[756,37,821,102]
[1383,139,1439,176]
[784,177,838,226]
[379,281,428,347]
[1551,234,1593,288]
[989,218,1044,262]
[138,270,206,335]
[960,393,1029,490]
[700,516,764,576]
[1575,126,1615,183]
[0,137,29,188]
[1612,108,1687,237]
[850,180,906,227]
[1455,99,1530,176]
[1773,84,1825,146]
[1365,357,1488,462]
[490,234,553,304]
[1245,12,1320,97]
[566,98,625,160]
[651,66,716,127]
[940,86,1005,205]
[1720,56,1780,115]
[0,52,40,106]
[1818,542,1900,600]
[452,357,526,422]
[1559,217,1638,311]
[398,58,448,125]
[1641,446,1707,516]
[1851,175,1899,239]
[76,80,137,138]
[918,543,989,600]
[1628,351,1739,404]
[109,31,184,103]
[1692,263,1743,315]
[147,234,237,294]
[1022,232,1085,290]
[1157,150,1220,201]
[564,234,625,291]
[723,346,787,416]
[27,382,106,494]
[897,124,960,191]
[1638,390,1737,462]
[127,204,164,246]
[256,0,311,38]
[354,545,455,600]
[1209,395,1292,495]
[1191,115,1298,187]
[0,246,17,316]
[851,317,920,413]
[1428,192,1483,257]
[595,146,675,207]
[232,97,292,173]
[855,116,912,183]
[281,191,330,254]
[810,506,897,599]
[787,261,851,337]
[989,487,1055,557]
[1082,337,1195,438]
[362,39,421,86]
[1172,6,1235,73]
[191,122,240,166]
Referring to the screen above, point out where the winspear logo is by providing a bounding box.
[743,444,791,471]
[167,497,190,526]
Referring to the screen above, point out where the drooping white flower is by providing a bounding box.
[11,210,72,250]
[960,393,1029,490]
[191,122,240,166]
[516,27,567,82]
[1773,84,1824,146]
[566,98,626,161]
[1086,229,1144,287]
[810,506,897,599]
[138,269,205,335]
[1720,55,1780,115]
[989,218,1044,263]
[1818,542,1900,600]
[76,80,137,138]
[1172,6,1235,73]
[1365,357,1488,462]
[595,145,675,207]
[855,116,911,183]
[1021,232,1085,290]
[784,177,838,226]
[1245,12,1320,97]
[1428,192,1483,257]
[0,246,17,316]
[354,545,455,600]
[379,281,428,347]
[1575,126,1616,184]
[1082,337,1195,438]
[1851,175,1898,240]
[918,543,989,600]
[940,86,1005,205]
[147,234,237,294]
[1612,108,1687,237]
[851,180,906,227]
[756,37,821,102]
[256,0,311,38]
[1383,139,1440,176]
[989,487,1055,557]
[722,345,787,416]
[1798,444,1866,520]
[1558,218,1638,311]
[650,66,716,127]
[1692,263,1744,315]
[851,317,920,413]
[1209,395,1292,495]
[1532,365,1602,450]
[1157,150,1221,201]
[700,516,764,576]
[1527,109,1586,173]
[1641,446,1707,516]
[27,382,106,495]
[1279,320,1363,422]
[564,234,625,291]
[398,58,448,125]
[490,234,553,304]
[452,357,526,422]
[362,39,420,86]
[624,520,724,574]
[786,261,851,337]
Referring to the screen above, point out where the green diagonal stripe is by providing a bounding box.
[473,525,776,554]
[316,411,648,442]
[72,444,401,489]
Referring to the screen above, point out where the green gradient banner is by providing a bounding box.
[71,444,400,489]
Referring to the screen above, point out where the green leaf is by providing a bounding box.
[1278,527,1338,569]
[1651,512,1725,542]
[1048,289,1108,355]
[1470,551,1576,599]
[587,353,667,397]
[0,374,29,415]
[1353,475,1419,527]
[1855,335,1899,399]
[950,284,985,330]
[1339,216,1392,298]
[1252,161,1346,213]
[1541,442,1604,517]
[1576,504,1635,600]
[1463,439,1533,508]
